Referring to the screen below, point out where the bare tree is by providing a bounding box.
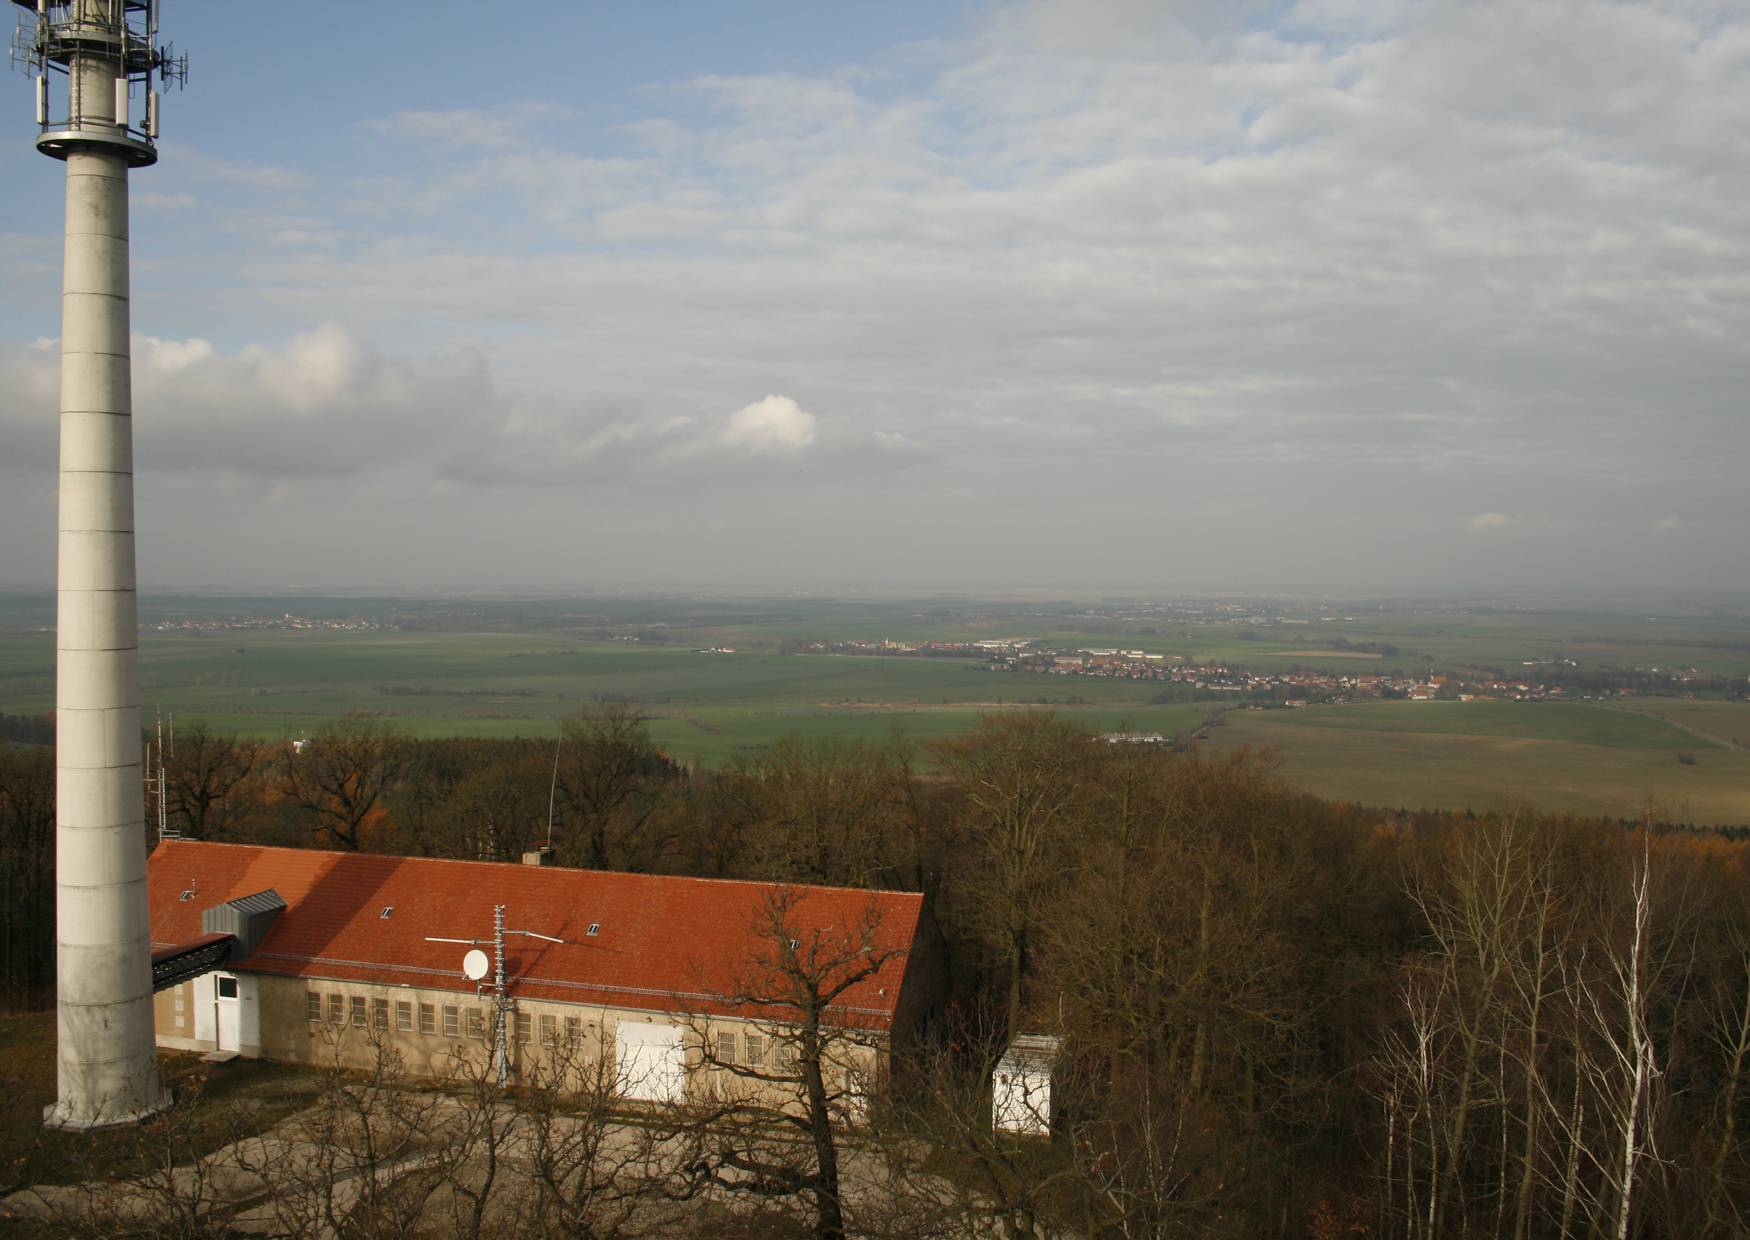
[513,1030,692,1238]
[933,712,1089,1037]
[557,703,679,871]
[250,1022,453,1237]
[1570,830,1676,1240]
[0,743,54,1007]
[1700,933,1750,1237]
[281,715,405,851]
[718,736,909,887]
[164,720,263,840]
[675,887,910,1240]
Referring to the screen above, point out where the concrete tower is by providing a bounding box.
[13,0,185,1129]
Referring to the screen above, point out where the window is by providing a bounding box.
[564,1015,582,1045]
[717,1031,738,1065]
[328,994,344,1025]
[306,993,322,1023]
[379,906,393,919]
[216,975,238,999]
[515,1010,532,1043]
[539,1014,557,1045]
[466,1009,485,1041]
[586,923,600,936]
[396,1000,413,1033]
[419,1003,436,1036]
[442,1006,460,1038]
[372,997,389,1030]
[350,996,367,1028]
[745,1034,766,1067]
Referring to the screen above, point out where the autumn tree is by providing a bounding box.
[281,715,405,851]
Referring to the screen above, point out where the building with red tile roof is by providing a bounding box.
[147,840,941,1102]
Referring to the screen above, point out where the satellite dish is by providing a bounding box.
[462,949,490,981]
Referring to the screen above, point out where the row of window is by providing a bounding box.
[717,1030,768,1067]
[301,992,793,1069]
[303,992,589,1045]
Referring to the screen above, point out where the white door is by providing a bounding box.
[214,973,241,1052]
[616,1021,685,1102]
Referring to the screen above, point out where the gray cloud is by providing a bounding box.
[2,0,1747,594]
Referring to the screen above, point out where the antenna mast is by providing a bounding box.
[427,905,564,1086]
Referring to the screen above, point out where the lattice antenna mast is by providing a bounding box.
[144,706,175,844]
[427,906,565,1086]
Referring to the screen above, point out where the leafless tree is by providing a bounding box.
[718,736,910,888]
[508,1029,695,1239]
[280,714,405,851]
[248,1022,453,1237]
[673,887,909,1240]
[557,703,679,871]
[933,711,1089,1037]
[163,720,263,841]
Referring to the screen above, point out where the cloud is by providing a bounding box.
[5,1,1750,592]
[720,394,817,452]
[136,334,214,373]
[0,326,489,479]
[1654,515,1682,531]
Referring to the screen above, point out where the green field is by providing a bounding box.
[0,626,1199,764]
[4,594,1749,819]
[1607,699,1750,750]
[1208,701,1750,824]
[1274,700,1696,748]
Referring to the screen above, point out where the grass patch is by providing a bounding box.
[0,1009,322,1195]
[1274,700,1700,749]
[1210,709,1750,825]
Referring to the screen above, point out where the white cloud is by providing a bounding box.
[1654,515,1682,531]
[720,394,817,452]
[1469,512,1511,531]
[135,334,213,373]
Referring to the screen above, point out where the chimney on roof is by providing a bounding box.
[523,846,557,867]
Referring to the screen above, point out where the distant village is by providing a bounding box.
[146,613,388,634]
[791,637,1730,704]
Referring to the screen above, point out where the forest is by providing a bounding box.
[2,708,1748,1237]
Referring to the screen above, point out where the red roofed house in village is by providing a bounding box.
[147,840,942,1106]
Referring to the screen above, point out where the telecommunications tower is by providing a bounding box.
[10,0,186,1129]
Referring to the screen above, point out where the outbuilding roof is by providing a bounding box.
[147,840,926,1029]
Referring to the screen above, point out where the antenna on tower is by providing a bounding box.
[427,906,565,1086]
[9,0,187,165]
[144,706,178,845]
[544,731,562,850]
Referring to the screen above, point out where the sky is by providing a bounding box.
[1,0,1746,599]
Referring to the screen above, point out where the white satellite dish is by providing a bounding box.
[462,949,490,981]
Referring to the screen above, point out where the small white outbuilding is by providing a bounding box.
[992,1033,1060,1136]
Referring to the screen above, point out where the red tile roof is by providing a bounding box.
[148,841,925,1029]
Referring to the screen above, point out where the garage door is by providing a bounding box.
[616,1021,686,1103]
